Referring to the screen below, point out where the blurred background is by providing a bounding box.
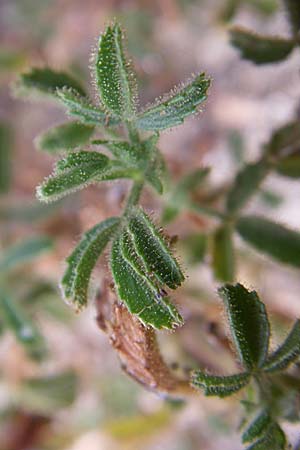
[0,0,300,449]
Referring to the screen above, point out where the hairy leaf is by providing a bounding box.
[242,410,272,443]
[245,423,286,450]
[128,208,184,289]
[17,371,78,414]
[95,23,137,119]
[0,290,46,360]
[15,67,85,98]
[212,224,235,282]
[35,121,95,153]
[62,217,120,311]
[111,235,183,329]
[0,236,53,273]
[262,320,300,373]
[191,371,250,397]
[226,161,270,213]
[137,73,210,131]
[267,120,300,156]
[237,215,300,267]
[0,122,12,193]
[283,0,300,34]
[218,284,270,370]
[36,151,109,202]
[230,27,295,64]
[276,154,300,178]
[56,87,120,126]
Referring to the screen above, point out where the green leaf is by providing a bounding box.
[15,67,85,98]
[226,161,270,214]
[36,151,109,202]
[0,236,53,273]
[242,410,272,443]
[35,121,95,154]
[212,224,235,282]
[16,371,78,414]
[0,290,47,360]
[218,284,270,370]
[245,423,286,450]
[191,371,250,397]
[62,217,120,311]
[276,154,300,179]
[262,320,300,373]
[95,23,137,119]
[162,168,210,223]
[110,235,183,329]
[137,73,210,131]
[230,27,295,64]
[128,208,184,289]
[267,121,300,156]
[56,87,120,126]
[0,122,12,193]
[283,0,300,35]
[236,215,300,268]
[180,233,207,265]
[98,140,140,165]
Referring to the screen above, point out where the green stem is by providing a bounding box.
[188,201,226,220]
[124,180,144,214]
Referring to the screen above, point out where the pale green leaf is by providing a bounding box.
[35,121,95,153]
[56,87,120,126]
[0,236,53,272]
[237,215,300,267]
[226,161,270,213]
[36,151,109,202]
[95,23,137,119]
[262,320,300,373]
[137,73,210,131]
[14,67,85,98]
[16,371,78,414]
[62,217,120,311]
[212,224,235,282]
[110,234,183,329]
[128,208,184,289]
[0,290,47,360]
[230,27,295,64]
[191,371,250,397]
[218,284,270,370]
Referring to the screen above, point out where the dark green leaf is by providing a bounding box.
[218,284,270,370]
[0,290,46,360]
[128,208,184,289]
[262,320,300,373]
[17,371,78,414]
[110,235,183,329]
[267,121,300,156]
[56,87,120,126]
[14,67,85,98]
[36,151,109,202]
[95,23,137,119]
[62,217,120,311]
[0,236,53,273]
[276,154,300,179]
[212,224,235,282]
[283,0,300,35]
[35,121,95,153]
[226,161,270,213]
[242,410,272,443]
[0,122,12,193]
[191,371,250,397]
[137,73,210,131]
[237,215,300,267]
[230,27,295,64]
